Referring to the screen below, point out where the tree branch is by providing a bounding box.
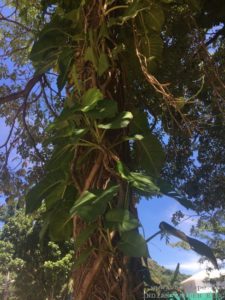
[0,75,42,105]
[205,26,225,47]
[0,13,31,32]
[22,95,45,162]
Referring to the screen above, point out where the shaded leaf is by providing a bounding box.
[84,47,97,69]
[70,185,119,221]
[145,4,165,32]
[73,248,92,269]
[158,179,194,210]
[48,185,76,241]
[75,224,97,249]
[26,170,67,213]
[170,263,180,286]
[57,47,73,91]
[118,230,149,257]
[105,208,139,232]
[131,111,165,177]
[119,1,146,24]
[86,99,118,120]
[98,52,109,76]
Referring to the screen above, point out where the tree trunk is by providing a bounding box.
[69,2,147,299]
[72,219,144,300]
[2,272,10,300]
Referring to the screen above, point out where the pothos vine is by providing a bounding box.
[25,0,218,299]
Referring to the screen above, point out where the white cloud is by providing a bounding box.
[164,260,215,274]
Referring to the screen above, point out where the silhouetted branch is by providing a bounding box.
[205,26,225,47]
[0,13,31,31]
[41,79,59,118]
[0,106,22,149]
[22,95,45,162]
[0,75,42,105]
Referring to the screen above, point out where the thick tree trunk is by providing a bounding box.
[70,2,147,299]
[72,218,144,300]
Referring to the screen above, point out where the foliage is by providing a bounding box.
[147,259,188,287]
[0,210,74,300]
[0,0,225,298]
[191,210,225,264]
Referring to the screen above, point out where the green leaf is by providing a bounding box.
[30,22,67,63]
[45,128,87,146]
[170,263,180,286]
[98,52,109,76]
[75,205,105,222]
[71,191,96,212]
[84,47,97,69]
[70,64,81,93]
[46,145,74,171]
[73,248,92,269]
[131,111,165,177]
[105,209,139,232]
[118,230,149,257]
[75,224,97,249]
[26,170,67,214]
[116,160,130,180]
[45,182,67,209]
[145,4,165,32]
[120,1,146,24]
[140,34,163,66]
[70,185,119,221]
[116,161,159,195]
[98,111,133,129]
[48,208,72,241]
[57,48,73,91]
[122,134,144,142]
[47,185,76,241]
[158,179,194,210]
[81,88,104,112]
[86,99,118,119]
[129,172,160,194]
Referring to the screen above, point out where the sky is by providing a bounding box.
[137,196,214,275]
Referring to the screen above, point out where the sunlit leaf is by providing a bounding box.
[98,111,133,129]
[81,88,104,112]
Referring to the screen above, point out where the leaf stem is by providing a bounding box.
[145,230,162,243]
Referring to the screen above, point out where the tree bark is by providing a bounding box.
[70,2,147,299]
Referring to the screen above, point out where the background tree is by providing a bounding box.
[0,0,224,299]
[0,210,74,300]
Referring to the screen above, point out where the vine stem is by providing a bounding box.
[82,152,103,192]
[145,230,162,243]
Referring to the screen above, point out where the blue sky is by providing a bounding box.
[138,197,212,275]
